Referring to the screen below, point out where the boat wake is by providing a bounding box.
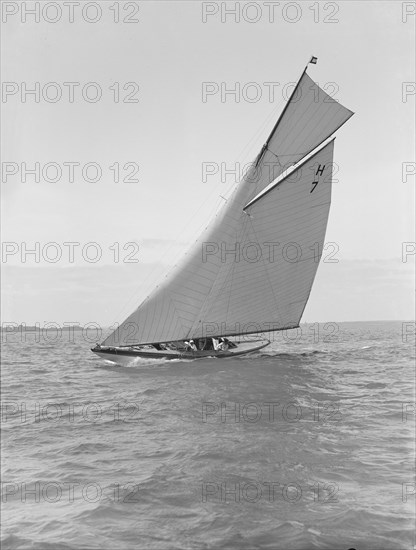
[96,355,199,370]
[257,349,329,358]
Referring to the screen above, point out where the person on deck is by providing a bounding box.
[185,340,197,351]
[223,337,236,349]
[218,338,228,351]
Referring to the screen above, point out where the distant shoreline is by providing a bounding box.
[0,320,410,332]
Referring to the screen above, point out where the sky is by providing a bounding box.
[1,0,415,326]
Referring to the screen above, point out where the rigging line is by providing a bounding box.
[234,101,286,163]
[106,187,228,329]
[263,147,281,162]
[233,80,291,160]
[226,68,309,192]
[198,109,291,219]
[195,107,288,212]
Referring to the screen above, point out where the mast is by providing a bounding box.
[255,56,317,167]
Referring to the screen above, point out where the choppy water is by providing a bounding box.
[1,321,415,550]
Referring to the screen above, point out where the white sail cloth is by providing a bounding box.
[102,70,353,346]
[103,139,335,346]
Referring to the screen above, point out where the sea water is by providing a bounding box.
[1,321,415,550]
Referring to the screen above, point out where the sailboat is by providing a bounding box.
[92,57,353,363]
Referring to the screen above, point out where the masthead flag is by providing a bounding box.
[310,56,318,64]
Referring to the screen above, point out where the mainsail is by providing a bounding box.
[102,65,353,347]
